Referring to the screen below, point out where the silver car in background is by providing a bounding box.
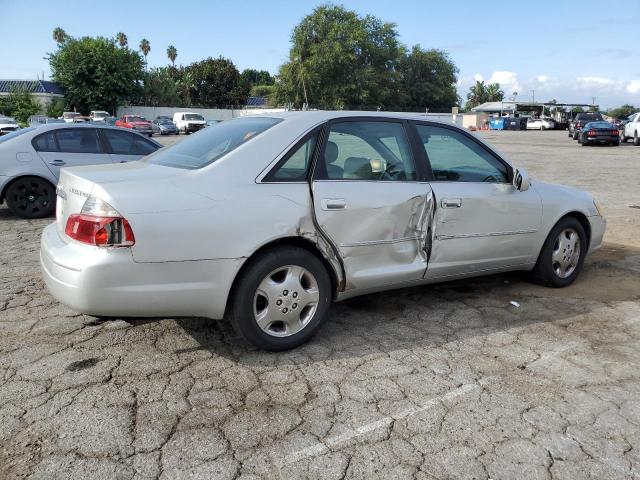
[0,124,162,218]
[41,111,605,350]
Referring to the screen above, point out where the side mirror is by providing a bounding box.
[513,168,531,192]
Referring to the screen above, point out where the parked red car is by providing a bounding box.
[115,115,154,137]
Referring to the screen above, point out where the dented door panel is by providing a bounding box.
[312,181,434,291]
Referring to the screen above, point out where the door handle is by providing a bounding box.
[321,198,347,210]
[49,160,66,166]
[441,198,462,208]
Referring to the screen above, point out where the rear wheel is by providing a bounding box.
[634,131,640,146]
[5,176,55,219]
[573,131,579,140]
[530,217,587,287]
[229,246,332,351]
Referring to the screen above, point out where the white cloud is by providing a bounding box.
[473,73,483,82]
[576,76,615,86]
[536,75,549,83]
[627,80,640,94]
[488,71,522,96]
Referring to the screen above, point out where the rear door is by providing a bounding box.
[101,128,160,163]
[412,122,542,279]
[34,127,112,179]
[311,118,434,292]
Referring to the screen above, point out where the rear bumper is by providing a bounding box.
[40,223,242,319]
[584,135,618,143]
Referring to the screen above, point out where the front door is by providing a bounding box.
[412,122,542,279]
[34,128,112,179]
[312,119,434,293]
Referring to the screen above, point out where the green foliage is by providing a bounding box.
[49,36,144,113]
[397,46,459,111]
[276,4,404,109]
[116,32,128,48]
[46,98,66,118]
[607,104,637,119]
[185,57,250,106]
[0,89,42,124]
[142,67,181,106]
[241,69,274,87]
[53,27,67,44]
[465,81,504,110]
[167,45,178,66]
[571,106,585,113]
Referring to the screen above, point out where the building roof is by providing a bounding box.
[0,80,64,95]
[472,102,517,113]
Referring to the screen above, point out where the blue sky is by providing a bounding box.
[1,0,639,108]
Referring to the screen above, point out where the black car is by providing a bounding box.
[578,121,620,146]
[570,112,604,139]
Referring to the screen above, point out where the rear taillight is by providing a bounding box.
[612,130,619,136]
[64,196,135,247]
[587,130,596,136]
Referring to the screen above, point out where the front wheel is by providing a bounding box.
[5,176,55,219]
[530,217,587,287]
[229,246,332,351]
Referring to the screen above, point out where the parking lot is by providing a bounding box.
[1,130,639,479]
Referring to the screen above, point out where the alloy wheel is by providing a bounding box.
[253,265,320,337]
[8,178,54,217]
[551,228,581,279]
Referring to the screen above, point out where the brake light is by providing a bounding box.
[587,130,596,136]
[612,130,619,136]
[64,195,135,247]
[65,215,135,246]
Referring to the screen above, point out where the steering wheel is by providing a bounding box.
[481,174,499,183]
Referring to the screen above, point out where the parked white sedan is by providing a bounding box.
[526,117,555,130]
[41,112,605,350]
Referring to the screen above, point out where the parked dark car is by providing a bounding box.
[152,117,179,135]
[504,116,528,130]
[578,121,620,146]
[570,112,604,139]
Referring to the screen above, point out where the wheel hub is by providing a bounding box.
[552,228,581,279]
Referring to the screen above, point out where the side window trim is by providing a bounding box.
[411,121,513,183]
[262,127,322,183]
[312,117,422,182]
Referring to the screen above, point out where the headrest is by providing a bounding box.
[343,157,372,180]
[324,141,339,164]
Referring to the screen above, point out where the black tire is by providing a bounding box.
[228,246,332,351]
[573,131,579,140]
[530,217,587,288]
[5,176,55,219]
[621,134,627,143]
[634,131,640,146]
[612,141,620,146]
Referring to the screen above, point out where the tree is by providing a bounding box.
[49,36,144,113]
[46,98,66,118]
[186,57,249,106]
[607,104,637,119]
[0,89,42,124]
[240,69,274,87]
[167,45,177,66]
[397,46,458,111]
[465,81,503,110]
[52,27,67,45]
[276,5,402,109]
[139,38,151,68]
[142,67,180,106]
[116,32,128,48]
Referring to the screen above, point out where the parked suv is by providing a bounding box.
[620,112,640,145]
[115,115,154,137]
[89,111,111,122]
[172,112,206,134]
[570,112,604,140]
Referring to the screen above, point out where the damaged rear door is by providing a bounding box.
[311,118,434,293]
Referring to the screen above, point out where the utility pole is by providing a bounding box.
[531,90,535,104]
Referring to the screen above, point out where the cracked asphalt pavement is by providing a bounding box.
[1,130,640,479]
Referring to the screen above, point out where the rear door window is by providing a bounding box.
[32,131,59,152]
[55,129,102,153]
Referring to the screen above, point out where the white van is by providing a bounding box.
[172,112,207,134]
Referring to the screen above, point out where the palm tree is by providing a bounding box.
[485,83,504,102]
[466,80,487,109]
[167,45,177,66]
[116,32,128,48]
[52,27,67,45]
[139,38,151,69]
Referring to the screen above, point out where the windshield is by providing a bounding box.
[587,121,613,128]
[93,112,109,118]
[127,116,146,122]
[185,114,204,121]
[0,127,35,144]
[158,119,174,124]
[147,116,281,169]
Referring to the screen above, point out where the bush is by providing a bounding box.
[46,98,66,118]
[0,89,42,124]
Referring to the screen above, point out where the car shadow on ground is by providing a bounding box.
[169,243,640,366]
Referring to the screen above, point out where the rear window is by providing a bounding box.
[147,116,281,169]
[185,114,204,121]
[578,113,603,121]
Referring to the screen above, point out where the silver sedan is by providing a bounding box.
[40,112,606,350]
[0,124,161,218]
